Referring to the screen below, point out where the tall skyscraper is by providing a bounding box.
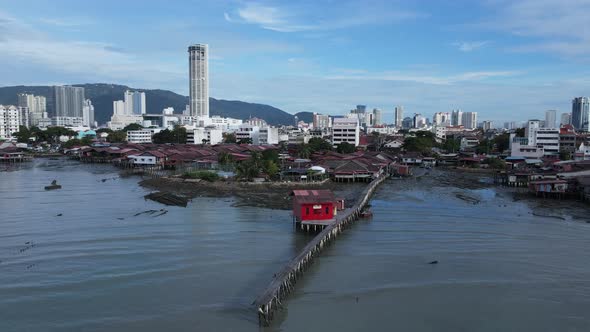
[52,86,85,118]
[113,100,126,116]
[461,112,477,129]
[451,109,463,126]
[544,110,557,128]
[481,120,493,131]
[188,44,209,118]
[18,93,46,127]
[82,99,95,127]
[372,108,383,126]
[561,113,571,126]
[394,106,403,128]
[572,97,590,131]
[124,90,146,115]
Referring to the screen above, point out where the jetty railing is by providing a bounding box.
[254,174,388,326]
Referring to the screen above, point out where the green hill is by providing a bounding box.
[0,83,306,126]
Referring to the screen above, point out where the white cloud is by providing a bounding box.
[484,0,590,57]
[39,17,92,27]
[225,2,425,32]
[453,41,489,52]
[323,70,520,85]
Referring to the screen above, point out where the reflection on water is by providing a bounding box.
[1,163,590,331]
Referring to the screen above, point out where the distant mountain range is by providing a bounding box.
[0,83,314,126]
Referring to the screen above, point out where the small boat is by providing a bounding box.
[45,180,62,190]
[360,210,373,218]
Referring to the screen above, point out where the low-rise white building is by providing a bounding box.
[332,117,360,147]
[187,127,223,145]
[366,126,397,135]
[235,124,259,144]
[510,135,544,158]
[54,117,84,127]
[108,114,143,130]
[127,128,162,144]
[460,137,479,150]
[258,127,279,145]
[535,128,560,156]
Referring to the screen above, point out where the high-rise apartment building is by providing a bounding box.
[561,113,571,126]
[0,105,21,139]
[372,108,383,126]
[124,91,146,115]
[394,106,403,128]
[432,112,450,126]
[188,44,209,118]
[312,113,331,129]
[461,112,477,129]
[451,109,463,126]
[482,120,493,131]
[572,97,590,132]
[53,86,85,118]
[17,93,46,127]
[544,110,557,128]
[82,99,95,127]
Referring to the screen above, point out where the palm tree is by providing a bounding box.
[297,144,312,159]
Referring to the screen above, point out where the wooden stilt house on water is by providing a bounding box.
[290,190,343,231]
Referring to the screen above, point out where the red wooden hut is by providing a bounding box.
[290,190,336,224]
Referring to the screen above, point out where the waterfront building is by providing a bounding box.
[188,43,209,117]
[559,125,577,157]
[0,105,21,139]
[394,106,403,128]
[510,134,544,159]
[561,113,572,126]
[53,85,84,118]
[187,127,223,145]
[332,117,360,147]
[535,128,560,156]
[572,97,590,132]
[545,110,557,128]
[290,189,336,224]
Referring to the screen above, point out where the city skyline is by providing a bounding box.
[1,1,590,123]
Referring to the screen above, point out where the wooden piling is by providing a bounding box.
[253,174,387,326]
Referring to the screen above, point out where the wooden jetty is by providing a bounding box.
[254,174,387,326]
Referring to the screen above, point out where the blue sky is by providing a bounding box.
[1,0,590,124]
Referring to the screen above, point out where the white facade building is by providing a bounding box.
[312,113,331,129]
[188,44,209,117]
[394,106,404,128]
[460,137,480,150]
[124,91,146,115]
[451,109,463,126]
[53,86,84,118]
[18,94,46,127]
[127,128,162,144]
[187,127,223,145]
[235,124,259,144]
[0,105,21,139]
[481,120,493,131]
[258,127,279,145]
[535,128,560,156]
[82,99,95,128]
[525,120,541,145]
[461,112,478,129]
[332,117,360,147]
[372,108,383,126]
[245,117,267,128]
[510,135,544,158]
[545,110,557,128]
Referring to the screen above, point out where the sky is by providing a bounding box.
[1,0,590,124]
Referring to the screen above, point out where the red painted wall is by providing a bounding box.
[300,202,334,221]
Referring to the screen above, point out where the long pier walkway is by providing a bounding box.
[254,174,388,325]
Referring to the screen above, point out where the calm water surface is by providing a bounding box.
[1,160,590,331]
